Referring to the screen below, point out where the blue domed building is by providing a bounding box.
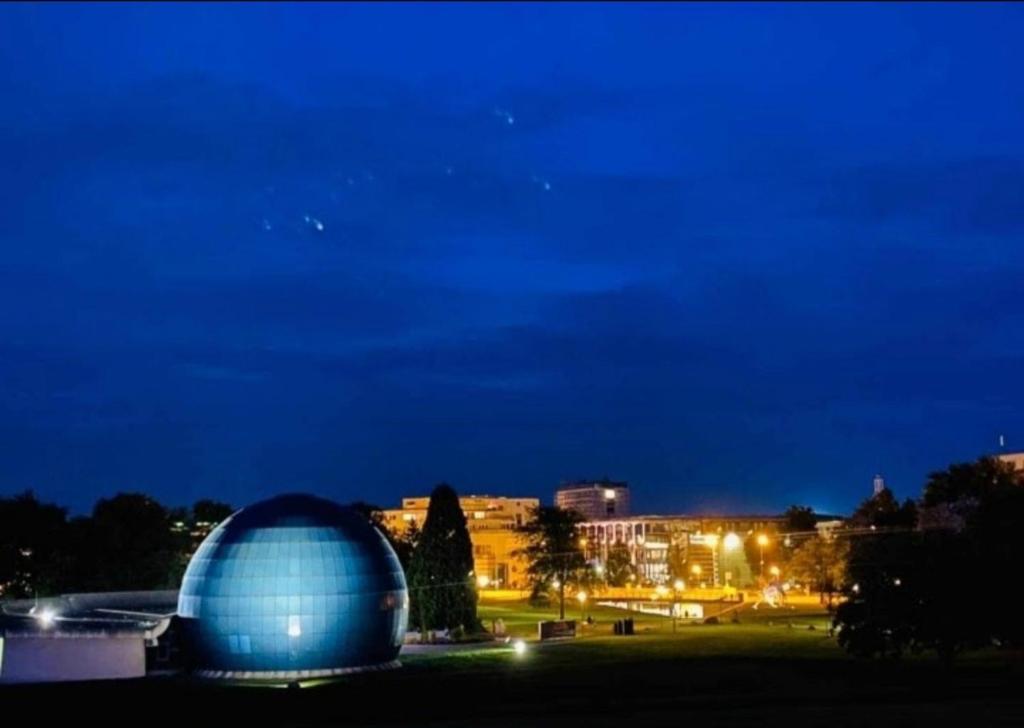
[177,494,408,679]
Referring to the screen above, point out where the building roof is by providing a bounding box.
[0,590,178,638]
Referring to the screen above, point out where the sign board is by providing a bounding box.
[538,620,576,640]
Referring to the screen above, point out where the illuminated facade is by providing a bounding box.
[555,480,630,520]
[178,493,408,679]
[383,495,537,589]
[580,515,786,587]
[998,451,1024,472]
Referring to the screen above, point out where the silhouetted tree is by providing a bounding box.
[0,491,69,598]
[850,487,917,529]
[517,505,586,619]
[85,492,181,591]
[406,484,478,634]
[349,501,418,570]
[604,541,635,587]
[836,456,1024,662]
[783,505,818,533]
[191,499,234,526]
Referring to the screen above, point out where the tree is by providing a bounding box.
[516,506,586,619]
[405,484,478,634]
[921,456,1024,648]
[919,456,1022,531]
[191,499,234,526]
[666,539,687,582]
[835,530,986,663]
[788,533,849,607]
[835,456,1024,663]
[350,501,419,570]
[849,487,917,529]
[835,532,919,659]
[84,492,181,591]
[0,491,70,598]
[604,541,635,587]
[783,505,817,533]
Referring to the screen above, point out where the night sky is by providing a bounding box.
[2,3,1023,515]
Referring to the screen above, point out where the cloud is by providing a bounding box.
[817,157,1024,235]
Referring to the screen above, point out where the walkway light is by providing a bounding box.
[36,607,57,628]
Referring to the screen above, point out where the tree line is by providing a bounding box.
[0,491,233,598]
[835,455,1024,663]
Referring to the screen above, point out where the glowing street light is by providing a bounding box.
[723,532,741,551]
[35,607,57,628]
[476,575,491,588]
[756,534,769,578]
[674,579,685,591]
[769,565,781,579]
[577,590,588,622]
[690,563,702,588]
[512,639,527,656]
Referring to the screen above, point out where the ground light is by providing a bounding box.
[35,607,57,628]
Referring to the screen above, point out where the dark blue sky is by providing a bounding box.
[2,3,1023,515]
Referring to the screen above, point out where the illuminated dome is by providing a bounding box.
[177,493,408,679]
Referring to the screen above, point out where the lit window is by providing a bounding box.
[288,615,302,637]
[604,489,616,500]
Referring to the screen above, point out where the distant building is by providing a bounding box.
[998,451,1024,472]
[382,495,539,590]
[873,474,886,496]
[578,514,786,587]
[555,479,630,520]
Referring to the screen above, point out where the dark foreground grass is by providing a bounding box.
[4,601,1024,727]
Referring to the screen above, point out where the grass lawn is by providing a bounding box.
[5,600,1024,727]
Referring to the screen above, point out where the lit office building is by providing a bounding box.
[579,514,786,587]
[383,495,538,590]
[555,479,630,520]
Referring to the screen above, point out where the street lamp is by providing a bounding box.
[35,607,57,629]
[723,532,741,551]
[577,590,588,623]
[757,534,769,579]
[672,579,684,633]
[769,565,780,580]
[691,563,702,588]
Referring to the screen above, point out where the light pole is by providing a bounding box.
[577,590,588,624]
[691,563,702,589]
[757,534,769,580]
[673,578,684,633]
